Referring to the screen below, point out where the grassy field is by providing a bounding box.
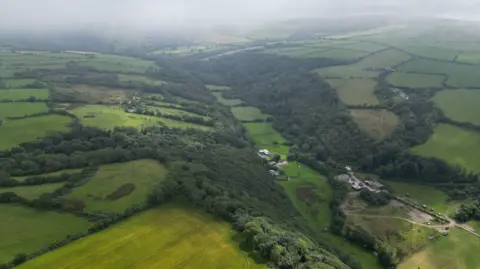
[339,42,387,53]
[0,182,65,200]
[53,84,130,104]
[1,78,42,88]
[326,78,380,105]
[231,107,269,121]
[263,46,368,60]
[67,160,167,213]
[212,92,243,106]
[206,85,230,91]
[0,204,90,264]
[117,74,166,86]
[411,124,480,173]
[0,102,49,118]
[456,52,480,65]
[243,122,289,157]
[0,114,71,150]
[382,180,459,215]
[0,89,49,100]
[403,46,459,61]
[399,229,480,269]
[148,106,211,120]
[386,72,445,89]
[19,205,266,269]
[399,59,480,88]
[349,109,399,140]
[432,89,480,125]
[13,169,82,182]
[75,54,158,73]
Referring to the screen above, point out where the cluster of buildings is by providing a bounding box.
[258,149,288,178]
[335,166,387,193]
[391,88,410,101]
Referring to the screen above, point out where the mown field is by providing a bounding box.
[0,114,71,150]
[349,109,399,140]
[117,74,166,86]
[386,72,445,89]
[326,78,379,105]
[411,124,480,173]
[0,102,49,118]
[212,92,243,106]
[399,229,480,269]
[13,169,82,182]
[0,89,49,100]
[243,122,289,157]
[0,204,90,264]
[231,106,269,121]
[206,85,230,91]
[432,89,480,125]
[19,205,266,269]
[0,182,65,200]
[148,106,211,120]
[67,159,167,213]
[52,84,130,104]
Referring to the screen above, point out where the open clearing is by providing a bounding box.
[243,122,289,157]
[19,205,266,269]
[0,204,90,264]
[67,160,167,213]
[456,52,480,65]
[212,92,243,106]
[206,85,230,91]
[13,168,82,182]
[386,72,445,89]
[74,54,158,73]
[432,89,480,125]
[1,78,42,88]
[0,114,71,150]
[403,46,459,61]
[262,46,369,60]
[399,229,480,269]
[231,106,269,121]
[148,106,211,120]
[0,89,49,100]
[349,109,399,140]
[0,102,49,118]
[117,74,165,86]
[411,124,480,173]
[326,78,379,105]
[53,84,130,104]
[0,182,65,200]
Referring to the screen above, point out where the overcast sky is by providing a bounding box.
[0,0,479,28]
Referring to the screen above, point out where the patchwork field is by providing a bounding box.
[0,182,65,200]
[403,46,459,61]
[243,122,289,157]
[212,92,243,106]
[19,205,266,269]
[0,114,71,150]
[117,74,166,86]
[53,84,130,104]
[411,124,480,173]
[386,72,445,89]
[0,102,49,118]
[399,229,480,269]
[231,106,269,121]
[349,109,399,140]
[432,89,480,125]
[326,78,379,105]
[67,159,167,213]
[0,204,90,264]
[0,89,49,100]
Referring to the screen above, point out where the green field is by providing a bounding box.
[326,78,380,105]
[243,122,289,157]
[403,46,459,61]
[399,59,480,88]
[338,42,387,53]
[148,106,211,120]
[411,124,480,173]
[263,46,368,60]
[117,74,166,86]
[67,160,167,213]
[399,229,480,269]
[69,105,209,131]
[206,85,230,91]
[432,90,480,125]
[0,114,71,150]
[0,102,49,118]
[212,92,243,106]
[13,169,82,182]
[0,182,65,200]
[1,79,42,88]
[349,109,399,140]
[456,52,480,65]
[386,72,445,89]
[231,107,269,121]
[19,205,266,269]
[0,89,49,100]
[0,204,90,264]
[53,84,130,104]
[75,54,158,73]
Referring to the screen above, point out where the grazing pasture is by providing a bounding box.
[1,78,42,88]
[13,169,82,182]
[411,124,480,173]
[385,72,444,89]
[0,102,49,118]
[212,92,243,106]
[0,182,65,200]
[0,204,90,264]
[243,122,288,157]
[19,205,266,269]
[456,52,480,65]
[231,107,269,121]
[75,54,158,73]
[206,85,230,91]
[349,109,399,140]
[338,42,387,53]
[0,114,71,150]
[432,89,480,125]
[148,106,211,120]
[0,89,49,100]
[52,84,130,104]
[67,160,167,213]
[399,229,480,269]
[326,78,379,105]
[263,46,368,60]
[403,46,458,61]
[117,74,166,86]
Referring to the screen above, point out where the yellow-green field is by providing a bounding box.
[67,160,167,213]
[349,109,399,140]
[326,78,380,105]
[386,73,445,89]
[53,85,130,104]
[117,74,166,86]
[1,78,41,88]
[432,89,480,125]
[0,114,71,150]
[13,169,82,182]
[399,229,480,269]
[212,92,243,106]
[0,204,90,264]
[148,106,211,120]
[0,102,49,118]
[411,124,480,173]
[206,85,230,91]
[19,205,266,269]
[231,106,269,121]
[0,89,49,100]
[0,182,65,200]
